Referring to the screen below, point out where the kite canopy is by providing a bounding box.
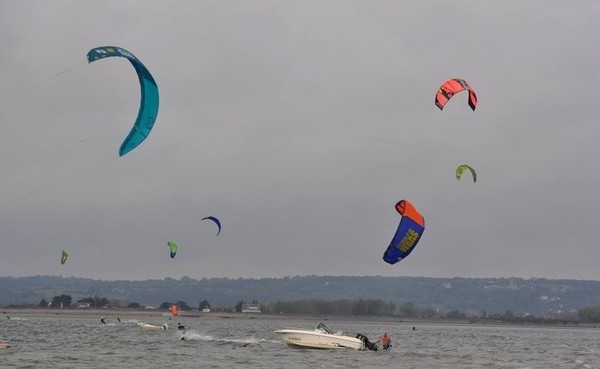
[86,46,159,156]
[456,164,477,182]
[201,216,221,236]
[60,250,68,265]
[435,78,477,111]
[167,241,178,259]
[383,200,425,265]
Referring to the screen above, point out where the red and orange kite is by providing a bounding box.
[435,78,477,111]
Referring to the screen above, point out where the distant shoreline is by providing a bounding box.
[2,308,598,329]
[2,307,410,321]
[3,276,598,320]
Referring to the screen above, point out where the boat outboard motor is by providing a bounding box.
[355,333,378,351]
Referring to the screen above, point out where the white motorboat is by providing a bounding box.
[275,323,367,350]
[137,322,168,330]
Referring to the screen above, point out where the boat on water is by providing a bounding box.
[137,322,168,330]
[275,323,377,350]
[0,342,10,349]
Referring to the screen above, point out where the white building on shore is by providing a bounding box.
[241,302,261,313]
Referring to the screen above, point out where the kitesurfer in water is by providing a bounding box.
[377,332,392,350]
[100,317,106,324]
[177,322,186,331]
[117,317,121,323]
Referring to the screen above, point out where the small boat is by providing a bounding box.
[137,322,168,330]
[275,323,373,350]
[0,342,10,349]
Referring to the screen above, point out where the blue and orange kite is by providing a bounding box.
[383,200,425,265]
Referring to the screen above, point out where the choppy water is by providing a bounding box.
[1,314,599,368]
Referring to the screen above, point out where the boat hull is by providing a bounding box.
[275,329,364,350]
[137,322,168,330]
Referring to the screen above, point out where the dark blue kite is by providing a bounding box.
[202,216,221,236]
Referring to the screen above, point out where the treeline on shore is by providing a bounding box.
[7,294,600,324]
[268,299,600,324]
[3,275,599,317]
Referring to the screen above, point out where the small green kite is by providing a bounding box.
[456,164,476,182]
[60,250,68,265]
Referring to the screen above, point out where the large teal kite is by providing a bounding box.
[86,46,159,157]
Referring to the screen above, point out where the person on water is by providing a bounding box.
[100,317,106,324]
[377,332,392,350]
[177,322,186,331]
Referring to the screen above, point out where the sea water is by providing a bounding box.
[1,314,598,369]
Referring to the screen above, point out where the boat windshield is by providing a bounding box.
[315,322,331,333]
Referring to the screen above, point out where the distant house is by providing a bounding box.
[241,302,261,313]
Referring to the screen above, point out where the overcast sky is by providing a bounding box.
[1,0,599,281]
